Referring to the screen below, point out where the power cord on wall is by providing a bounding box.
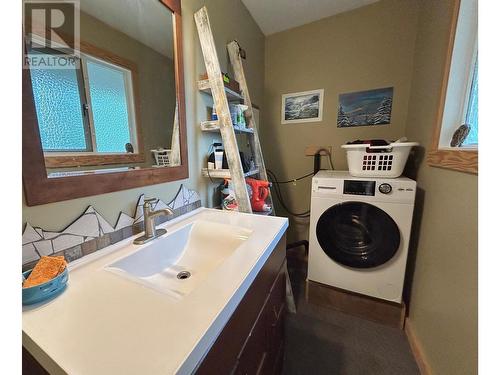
[317,148,335,171]
[267,149,334,218]
[267,169,311,218]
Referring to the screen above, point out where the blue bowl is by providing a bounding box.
[22,267,69,305]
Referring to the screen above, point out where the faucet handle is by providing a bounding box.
[144,197,158,207]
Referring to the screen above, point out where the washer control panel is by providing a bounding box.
[343,180,376,196]
[312,172,416,203]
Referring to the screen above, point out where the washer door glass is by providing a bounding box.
[316,201,400,268]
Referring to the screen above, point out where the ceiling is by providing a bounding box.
[80,0,174,58]
[242,0,380,36]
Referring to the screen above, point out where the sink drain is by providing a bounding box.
[177,271,191,280]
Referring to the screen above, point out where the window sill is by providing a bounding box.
[427,148,477,174]
[44,153,145,168]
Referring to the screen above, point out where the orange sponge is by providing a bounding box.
[23,256,67,288]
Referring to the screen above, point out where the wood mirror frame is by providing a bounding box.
[23,0,188,206]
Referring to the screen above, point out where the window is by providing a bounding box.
[463,56,478,146]
[27,38,143,168]
[428,0,478,173]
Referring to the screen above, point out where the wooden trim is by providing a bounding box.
[427,149,477,174]
[44,153,145,168]
[427,0,477,175]
[404,318,433,375]
[22,0,189,206]
[304,145,332,156]
[170,8,189,173]
[159,0,181,14]
[305,280,406,329]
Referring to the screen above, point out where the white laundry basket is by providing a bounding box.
[151,148,172,167]
[341,140,419,178]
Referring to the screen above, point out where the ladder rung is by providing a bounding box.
[201,168,260,179]
[200,120,254,134]
[197,79,244,101]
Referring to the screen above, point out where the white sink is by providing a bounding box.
[23,208,288,375]
[105,220,252,298]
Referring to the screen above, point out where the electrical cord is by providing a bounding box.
[267,169,311,218]
[268,171,315,184]
[207,141,334,218]
[266,149,334,218]
[316,148,335,170]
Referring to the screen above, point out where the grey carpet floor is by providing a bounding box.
[282,249,419,375]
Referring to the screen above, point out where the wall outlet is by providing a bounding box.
[304,146,332,156]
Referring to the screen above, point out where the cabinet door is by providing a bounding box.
[264,270,286,375]
[196,236,286,375]
[233,307,267,375]
[234,268,286,375]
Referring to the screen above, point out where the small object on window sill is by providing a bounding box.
[125,143,134,153]
[450,123,470,147]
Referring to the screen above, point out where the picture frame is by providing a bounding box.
[337,87,394,128]
[281,89,324,124]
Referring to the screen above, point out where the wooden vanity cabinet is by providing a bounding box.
[196,235,286,375]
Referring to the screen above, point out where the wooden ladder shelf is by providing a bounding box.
[194,6,274,215]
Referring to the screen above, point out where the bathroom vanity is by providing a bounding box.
[197,232,286,375]
[22,208,288,374]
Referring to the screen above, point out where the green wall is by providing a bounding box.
[404,0,478,374]
[262,0,420,242]
[262,0,477,373]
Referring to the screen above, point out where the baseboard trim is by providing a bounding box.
[404,318,432,375]
[306,280,406,329]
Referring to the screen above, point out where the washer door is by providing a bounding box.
[316,201,400,268]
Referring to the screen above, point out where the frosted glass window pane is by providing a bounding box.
[30,60,88,151]
[86,60,132,153]
[463,58,478,146]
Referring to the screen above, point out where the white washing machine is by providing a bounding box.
[307,171,416,303]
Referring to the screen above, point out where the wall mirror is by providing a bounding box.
[23,0,187,205]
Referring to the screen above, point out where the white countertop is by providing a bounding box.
[23,208,288,375]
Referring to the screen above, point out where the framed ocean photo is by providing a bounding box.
[337,87,394,127]
[281,89,324,124]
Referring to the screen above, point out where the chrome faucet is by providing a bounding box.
[133,198,174,245]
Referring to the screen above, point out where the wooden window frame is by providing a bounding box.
[427,0,478,174]
[23,0,188,206]
[35,39,145,168]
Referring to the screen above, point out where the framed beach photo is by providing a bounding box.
[281,89,324,124]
